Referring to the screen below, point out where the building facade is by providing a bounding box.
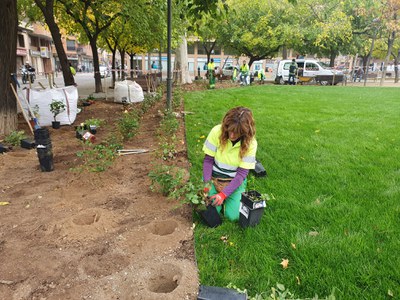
[16,22,94,76]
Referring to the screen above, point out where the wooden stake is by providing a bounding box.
[39,82,46,90]
[10,83,34,134]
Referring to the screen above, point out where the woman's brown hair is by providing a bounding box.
[219,106,256,159]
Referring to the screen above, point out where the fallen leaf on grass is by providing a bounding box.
[0,202,10,206]
[296,276,301,285]
[291,243,296,249]
[309,231,319,236]
[280,258,289,269]
[388,289,393,297]
[220,235,228,243]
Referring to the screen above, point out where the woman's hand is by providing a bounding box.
[210,192,227,206]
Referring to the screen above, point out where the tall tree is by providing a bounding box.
[58,0,122,93]
[390,40,400,82]
[379,0,400,85]
[191,11,222,64]
[218,0,292,67]
[296,0,353,66]
[0,0,18,136]
[26,0,76,86]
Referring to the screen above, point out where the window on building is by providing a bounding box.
[213,44,221,55]
[223,45,235,56]
[187,42,195,54]
[197,42,206,55]
[30,36,39,47]
[67,39,76,51]
[18,35,25,47]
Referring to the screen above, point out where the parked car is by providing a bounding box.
[222,65,239,77]
[274,59,344,85]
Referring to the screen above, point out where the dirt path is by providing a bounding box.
[0,99,198,299]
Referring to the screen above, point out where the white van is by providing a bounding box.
[274,59,343,85]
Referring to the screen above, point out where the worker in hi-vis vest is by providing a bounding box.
[207,58,216,89]
[240,60,249,85]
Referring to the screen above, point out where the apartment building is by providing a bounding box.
[17,22,53,74]
[16,22,94,76]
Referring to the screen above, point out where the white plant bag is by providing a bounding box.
[114,80,144,103]
[25,86,79,127]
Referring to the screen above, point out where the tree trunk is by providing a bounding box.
[282,46,288,59]
[105,38,117,87]
[120,50,126,81]
[380,31,396,86]
[0,0,18,136]
[204,40,216,65]
[112,50,117,86]
[89,38,103,93]
[329,50,336,67]
[147,52,151,73]
[363,33,377,87]
[129,53,135,79]
[34,0,75,86]
[174,35,192,84]
[394,49,399,83]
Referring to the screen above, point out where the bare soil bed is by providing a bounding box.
[0,98,198,299]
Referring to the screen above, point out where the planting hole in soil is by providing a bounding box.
[147,263,182,293]
[72,211,101,225]
[149,220,178,236]
[82,253,130,278]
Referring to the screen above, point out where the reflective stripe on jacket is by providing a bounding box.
[203,124,257,178]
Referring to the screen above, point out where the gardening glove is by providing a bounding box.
[210,192,227,207]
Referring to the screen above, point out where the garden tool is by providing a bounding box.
[117,149,151,156]
[10,83,33,134]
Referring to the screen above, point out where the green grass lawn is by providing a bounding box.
[184,85,400,299]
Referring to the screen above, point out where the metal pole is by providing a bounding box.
[159,41,162,80]
[166,0,172,110]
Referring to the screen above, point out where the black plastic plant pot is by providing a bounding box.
[34,128,50,140]
[20,139,36,149]
[52,121,61,129]
[89,125,97,134]
[200,205,222,228]
[76,130,84,140]
[36,145,54,172]
[0,143,8,154]
[239,190,266,228]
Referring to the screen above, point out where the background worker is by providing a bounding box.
[207,58,216,89]
[258,67,265,83]
[353,67,364,82]
[202,107,258,221]
[288,59,298,85]
[232,66,238,82]
[240,60,250,85]
[69,63,76,76]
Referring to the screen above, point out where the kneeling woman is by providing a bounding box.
[202,106,257,221]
